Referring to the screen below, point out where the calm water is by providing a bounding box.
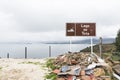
[0,44,90,58]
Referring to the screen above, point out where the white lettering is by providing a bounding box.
[83,29,88,31]
[81,24,90,28]
[82,31,90,36]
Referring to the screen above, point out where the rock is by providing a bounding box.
[73,67,81,76]
[113,64,120,76]
[100,76,111,80]
[80,70,85,76]
[67,76,73,80]
[61,65,70,72]
[63,57,68,63]
[68,76,76,80]
[57,77,65,80]
[89,74,96,80]
[94,68,105,77]
[86,62,97,70]
[53,52,112,80]
[55,52,99,67]
[53,69,60,74]
[85,69,94,75]
[81,75,91,80]
[71,59,77,65]
[58,65,81,76]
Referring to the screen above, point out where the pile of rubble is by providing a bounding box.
[52,52,113,80]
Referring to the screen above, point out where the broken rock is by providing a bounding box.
[113,64,120,76]
[94,68,105,77]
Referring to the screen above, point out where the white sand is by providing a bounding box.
[0,58,49,80]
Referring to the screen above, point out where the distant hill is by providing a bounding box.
[45,38,115,44]
[72,38,115,44]
[80,43,116,53]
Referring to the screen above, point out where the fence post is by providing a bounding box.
[99,37,102,58]
[25,47,27,59]
[49,46,51,57]
[7,53,9,58]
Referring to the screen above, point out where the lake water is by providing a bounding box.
[0,44,90,58]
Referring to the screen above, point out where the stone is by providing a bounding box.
[57,77,65,80]
[94,68,105,77]
[71,59,77,65]
[100,76,111,80]
[53,69,60,74]
[81,75,91,80]
[53,52,112,80]
[61,65,70,72]
[68,76,76,80]
[80,70,85,76]
[113,64,120,76]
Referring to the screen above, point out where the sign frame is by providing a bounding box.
[66,23,96,36]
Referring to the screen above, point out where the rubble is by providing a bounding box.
[93,68,105,77]
[52,52,114,80]
[113,64,120,76]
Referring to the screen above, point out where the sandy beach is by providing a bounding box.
[0,58,48,80]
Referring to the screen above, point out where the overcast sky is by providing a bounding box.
[0,0,120,42]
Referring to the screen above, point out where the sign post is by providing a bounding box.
[66,23,96,53]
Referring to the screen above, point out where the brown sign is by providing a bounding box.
[66,23,96,36]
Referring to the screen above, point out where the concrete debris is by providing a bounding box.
[93,68,105,77]
[96,76,111,80]
[53,52,113,80]
[53,69,60,74]
[86,62,97,70]
[113,64,120,76]
[85,69,94,75]
[61,65,70,72]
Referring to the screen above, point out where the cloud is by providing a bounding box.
[0,0,120,42]
[97,24,120,38]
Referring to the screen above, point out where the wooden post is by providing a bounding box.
[7,53,9,58]
[49,46,51,57]
[91,37,93,54]
[25,47,27,59]
[99,37,102,58]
